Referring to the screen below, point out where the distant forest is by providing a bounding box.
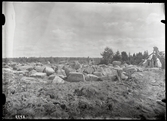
[2,47,149,65]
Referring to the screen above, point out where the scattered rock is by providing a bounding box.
[13,70,29,76]
[83,66,95,74]
[43,66,55,76]
[93,71,103,77]
[56,69,67,78]
[17,65,34,71]
[21,77,38,83]
[48,74,56,80]
[52,75,65,84]
[67,72,85,82]
[34,66,46,72]
[2,68,13,73]
[121,72,128,80]
[85,74,102,81]
[29,70,37,76]
[70,61,81,70]
[123,66,137,77]
[30,72,47,78]
[63,66,76,77]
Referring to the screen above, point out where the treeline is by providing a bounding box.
[2,57,101,65]
[100,47,149,65]
[2,47,149,65]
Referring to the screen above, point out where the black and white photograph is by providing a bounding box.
[2,2,166,119]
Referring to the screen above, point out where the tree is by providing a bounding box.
[143,50,149,59]
[100,47,114,65]
[113,51,121,61]
[135,52,143,64]
[121,51,128,63]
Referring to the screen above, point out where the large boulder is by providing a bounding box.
[12,64,21,70]
[52,75,65,84]
[56,69,67,79]
[17,65,34,71]
[70,61,81,70]
[29,70,37,76]
[83,66,95,74]
[2,68,13,73]
[102,67,118,77]
[29,62,36,67]
[43,66,55,76]
[13,70,29,76]
[34,66,46,72]
[21,77,38,83]
[67,72,85,82]
[48,74,56,80]
[2,64,11,68]
[112,61,121,67]
[93,71,104,77]
[21,77,47,83]
[95,66,104,73]
[51,65,58,72]
[85,74,102,81]
[30,72,47,78]
[62,66,76,77]
[123,66,137,77]
[121,72,128,80]
[9,62,17,67]
[57,64,64,70]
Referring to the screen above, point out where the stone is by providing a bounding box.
[85,74,102,81]
[52,75,65,84]
[9,62,17,67]
[34,66,46,72]
[56,69,67,78]
[17,65,34,71]
[3,64,10,68]
[112,61,121,66]
[93,71,104,77]
[43,66,55,76]
[63,66,76,77]
[83,66,95,74]
[13,70,29,76]
[67,72,85,82]
[29,70,37,76]
[2,68,13,73]
[121,72,128,80]
[99,64,108,68]
[70,61,81,70]
[51,65,58,72]
[30,72,47,78]
[29,62,36,67]
[123,66,137,77]
[21,77,39,83]
[108,64,113,67]
[48,74,56,80]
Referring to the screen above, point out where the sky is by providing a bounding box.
[2,2,165,58]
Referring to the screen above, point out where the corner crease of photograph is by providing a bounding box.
[2,2,15,58]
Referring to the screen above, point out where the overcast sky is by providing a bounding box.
[2,2,165,58]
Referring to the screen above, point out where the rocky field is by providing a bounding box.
[2,61,166,119]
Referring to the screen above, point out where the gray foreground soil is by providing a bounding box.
[2,66,166,119]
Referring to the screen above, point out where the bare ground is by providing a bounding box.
[2,68,166,119]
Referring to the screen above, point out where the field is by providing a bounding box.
[2,61,166,120]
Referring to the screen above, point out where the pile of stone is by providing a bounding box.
[2,60,144,84]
